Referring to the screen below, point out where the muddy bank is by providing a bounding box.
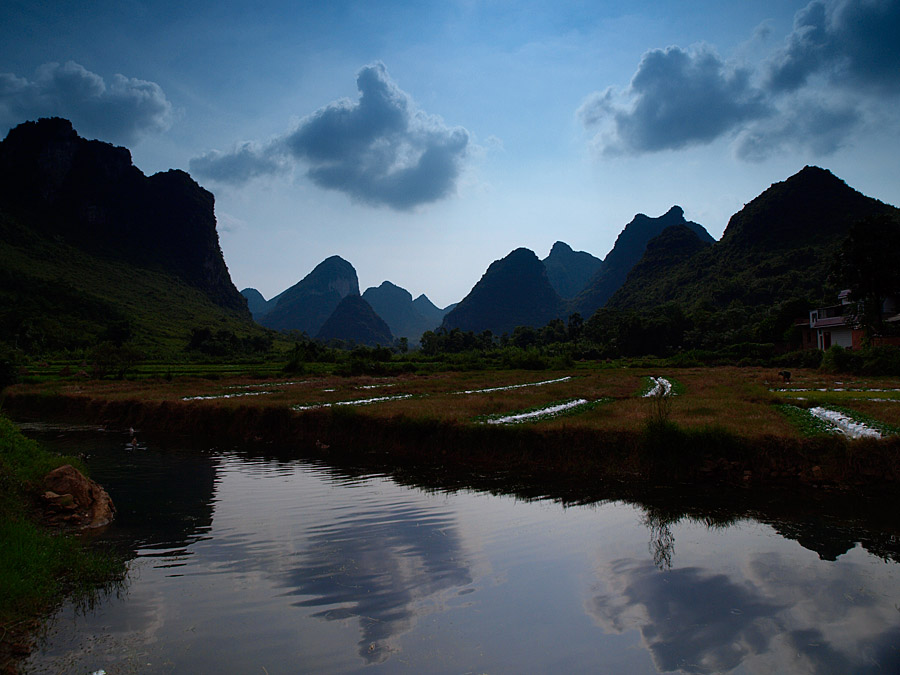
[4,391,900,493]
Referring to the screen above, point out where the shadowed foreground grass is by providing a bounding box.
[0,415,124,671]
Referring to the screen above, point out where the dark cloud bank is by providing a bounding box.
[0,61,172,144]
[580,0,900,161]
[191,62,470,210]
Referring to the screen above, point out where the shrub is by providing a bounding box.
[820,345,859,373]
[774,349,823,369]
[857,346,900,376]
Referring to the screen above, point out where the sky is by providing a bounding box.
[2,0,899,308]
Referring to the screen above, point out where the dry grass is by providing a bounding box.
[8,366,900,441]
[7,365,900,491]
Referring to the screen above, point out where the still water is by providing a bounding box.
[20,426,900,674]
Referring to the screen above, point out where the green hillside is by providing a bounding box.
[606,167,900,349]
[0,212,265,358]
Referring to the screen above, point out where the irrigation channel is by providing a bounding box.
[18,423,900,674]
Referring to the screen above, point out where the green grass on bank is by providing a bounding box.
[0,415,123,637]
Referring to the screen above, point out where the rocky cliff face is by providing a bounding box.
[0,118,248,314]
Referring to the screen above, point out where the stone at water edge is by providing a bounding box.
[42,465,115,529]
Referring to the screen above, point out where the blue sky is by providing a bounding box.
[2,0,898,308]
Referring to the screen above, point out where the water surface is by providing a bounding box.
[20,426,900,673]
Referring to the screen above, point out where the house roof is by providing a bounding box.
[812,317,850,329]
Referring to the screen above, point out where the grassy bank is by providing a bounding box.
[0,415,123,671]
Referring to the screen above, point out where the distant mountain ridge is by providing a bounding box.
[260,255,359,335]
[240,288,272,319]
[607,225,714,309]
[542,241,603,299]
[245,266,450,344]
[413,294,454,326]
[442,247,564,335]
[362,281,447,343]
[574,206,714,317]
[605,166,900,346]
[316,295,393,347]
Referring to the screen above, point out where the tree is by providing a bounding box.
[832,214,900,340]
[567,313,584,342]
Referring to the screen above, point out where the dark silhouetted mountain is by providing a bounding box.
[240,288,274,319]
[260,256,359,334]
[0,118,265,354]
[607,225,714,309]
[0,118,246,313]
[606,167,900,346]
[542,241,603,299]
[316,295,393,346]
[412,294,453,327]
[442,248,564,335]
[717,166,887,254]
[362,281,440,342]
[574,206,714,316]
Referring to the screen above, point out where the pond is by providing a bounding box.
[19,425,900,674]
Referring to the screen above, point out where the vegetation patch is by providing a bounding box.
[825,404,900,437]
[777,404,834,437]
[779,403,890,439]
[807,406,882,439]
[638,375,684,397]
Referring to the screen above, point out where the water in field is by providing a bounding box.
[19,426,900,674]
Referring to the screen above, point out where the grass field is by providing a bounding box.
[7,365,900,438]
[5,365,900,491]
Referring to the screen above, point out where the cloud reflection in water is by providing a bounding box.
[279,502,474,663]
[588,552,900,674]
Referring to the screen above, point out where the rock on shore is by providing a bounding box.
[42,464,115,529]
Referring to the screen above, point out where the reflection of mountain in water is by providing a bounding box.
[280,501,473,663]
[588,556,900,674]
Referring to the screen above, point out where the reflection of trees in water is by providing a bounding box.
[279,502,472,664]
[294,451,900,566]
[640,505,745,570]
[643,513,676,570]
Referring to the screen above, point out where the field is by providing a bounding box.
[8,365,900,436]
[5,366,900,494]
